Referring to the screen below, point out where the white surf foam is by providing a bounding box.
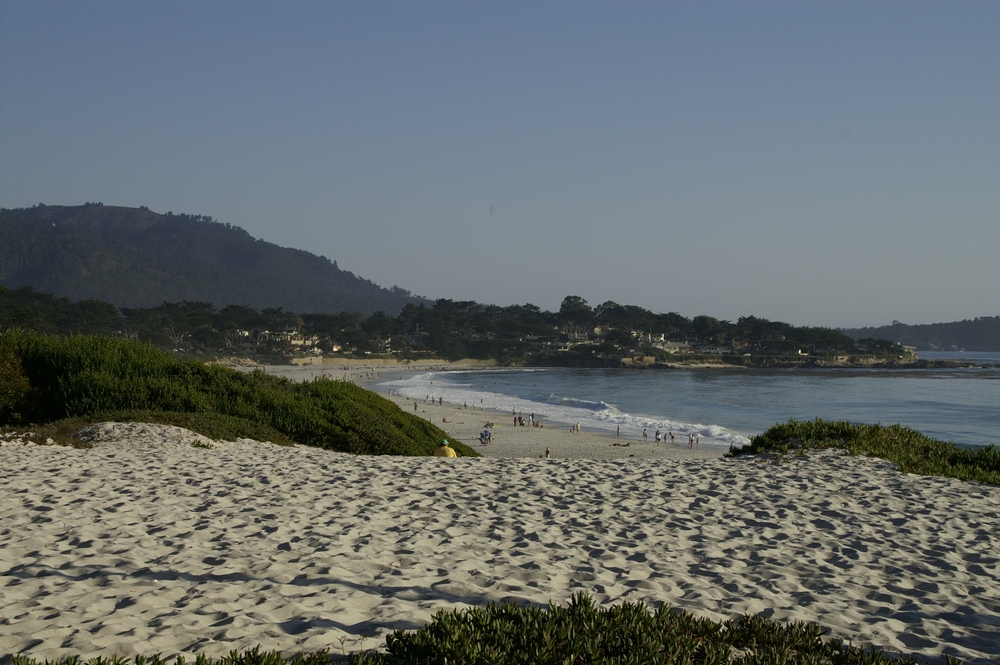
[381,371,750,450]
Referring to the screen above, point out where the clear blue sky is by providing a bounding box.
[2,1,997,328]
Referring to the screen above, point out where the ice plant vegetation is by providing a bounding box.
[9,594,964,664]
[0,330,476,457]
[728,419,999,486]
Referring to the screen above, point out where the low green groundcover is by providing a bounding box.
[0,330,476,457]
[10,594,962,665]
[728,418,999,486]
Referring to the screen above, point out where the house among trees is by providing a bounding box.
[651,341,693,354]
[698,345,732,355]
[1,286,916,366]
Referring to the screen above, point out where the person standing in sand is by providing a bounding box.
[616,425,621,439]
[643,428,648,441]
[434,439,458,457]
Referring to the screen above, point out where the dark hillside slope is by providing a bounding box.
[0,204,426,315]
[841,317,1000,352]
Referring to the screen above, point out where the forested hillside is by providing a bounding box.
[0,203,426,316]
[841,318,1000,351]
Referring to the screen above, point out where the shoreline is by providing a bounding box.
[233,354,1000,374]
[251,363,726,460]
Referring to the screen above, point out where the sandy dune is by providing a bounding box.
[2,424,998,664]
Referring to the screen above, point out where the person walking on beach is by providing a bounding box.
[669,431,675,443]
[616,425,621,439]
[655,429,661,442]
[643,428,648,442]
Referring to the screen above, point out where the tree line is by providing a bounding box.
[2,286,899,364]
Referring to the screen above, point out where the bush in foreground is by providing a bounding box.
[728,418,999,485]
[354,593,961,664]
[0,330,476,457]
[10,594,962,665]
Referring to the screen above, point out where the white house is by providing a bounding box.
[698,345,731,355]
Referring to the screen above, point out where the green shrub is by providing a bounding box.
[355,593,961,664]
[0,330,477,457]
[0,343,40,424]
[10,646,334,665]
[729,418,999,485]
[8,594,962,665]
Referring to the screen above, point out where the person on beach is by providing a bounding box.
[617,425,621,439]
[669,431,675,443]
[414,402,418,412]
[655,429,661,442]
[643,428,648,441]
[434,440,458,457]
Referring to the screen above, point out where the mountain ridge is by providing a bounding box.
[841,318,1000,352]
[0,203,428,316]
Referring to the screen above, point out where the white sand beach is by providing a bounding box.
[2,423,998,664]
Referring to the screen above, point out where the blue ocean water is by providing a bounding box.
[380,354,999,451]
